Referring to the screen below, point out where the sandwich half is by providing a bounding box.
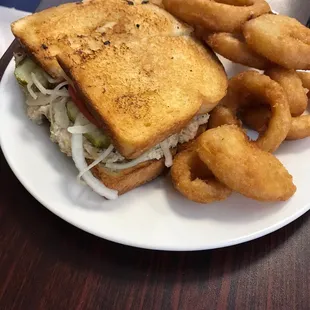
[11,0,227,198]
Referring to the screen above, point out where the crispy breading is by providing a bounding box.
[198,125,296,201]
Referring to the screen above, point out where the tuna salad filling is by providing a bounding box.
[15,54,209,198]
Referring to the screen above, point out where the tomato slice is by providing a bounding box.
[68,86,100,127]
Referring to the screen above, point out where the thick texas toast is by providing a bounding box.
[11,0,189,79]
[12,0,227,159]
[58,34,227,159]
[90,158,166,195]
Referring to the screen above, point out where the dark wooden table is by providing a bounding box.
[1,2,310,309]
[1,152,310,310]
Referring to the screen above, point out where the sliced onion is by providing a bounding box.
[51,80,69,94]
[31,73,69,97]
[27,82,38,100]
[78,144,114,179]
[160,140,173,167]
[105,152,150,170]
[30,72,51,95]
[54,98,70,128]
[68,124,97,134]
[49,102,54,128]
[71,114,118,200]
[49,81,70,128]
[14,52,26,65]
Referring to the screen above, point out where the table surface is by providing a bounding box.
[0,0,40,12]
[1,1,310,309]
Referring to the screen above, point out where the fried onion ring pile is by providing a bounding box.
[297,71,310,95]
[287,117,310,141]
[244,14,310,70]
[241,71,310,141]
[162,0,271,33]
[241,106,310,141]
[288,72,310,139]
[240,104,270,133]
[218,71,291,152]
[162,2,309,205]
[205,32,271,70]
[197,125,296,201]
[265,67,308,117]
[208,105,241,129]
[171,148,232,203]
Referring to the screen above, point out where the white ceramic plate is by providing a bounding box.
[1,0,310,251]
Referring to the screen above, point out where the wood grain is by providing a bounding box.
[1,1,310,309]
[1,150,310,310]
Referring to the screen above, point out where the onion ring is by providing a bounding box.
[220,71,291,152]
[208,105,241,129]
[240,105,310,141]
[265,67,308,117]
[297,71,310,96]
[149,0,164,7]
[244,14,310,70]
[245,112,310,140]
[205,32,271,70]
[240,104,270,133]
[162,0,271,33]
[171,149,232,203]
[197,125,296,201]
[239,70,310,140]
[287,117,310,140]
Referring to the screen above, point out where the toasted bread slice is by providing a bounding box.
[58,34,227,159]
[12,0,227,159]
[11,0,189,79]
[90,158,165,194]
[90,145,179,194]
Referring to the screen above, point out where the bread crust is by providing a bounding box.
[11,0,190,78]
[90,158,166,195]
